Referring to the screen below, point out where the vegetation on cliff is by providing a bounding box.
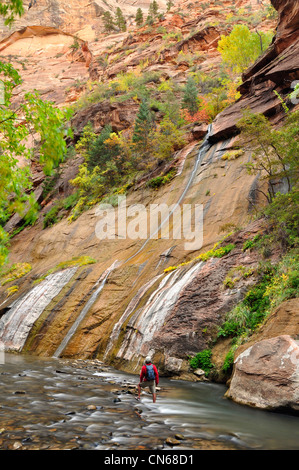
[0,58,72,268]
[208,108,299,377]
[0,0,297,388]
[65,18,275,221]
[217,24,273,75]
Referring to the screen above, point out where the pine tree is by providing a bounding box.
[146,15,154,25]
[115,7,126,32]
[166,0,173,12]
[182,76,199,116]
[149,0,159,16]
[103,11,114,32]
[132,100,155,157]
[135,7,143,26]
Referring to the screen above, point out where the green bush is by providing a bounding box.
[189,349,214,375]
[43,192,80,228]
[222,348,235,373]
[218,253,299,340]
[43,204,61,228]
[198,243,235,262]
[262,188,299,250]
[242,234,260,252]
[147,169,176,189]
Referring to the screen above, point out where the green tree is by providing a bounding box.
[153,116,186,160]
[149,0,159,16]
[135,7,143,26]
[166,0,174,12]
[182,76,199,116]
[103,11,115,32]
[132,100,153,142]
[132,100,155,159]
[237,110,299,204]
[147,0,159,24]
[86,125,118,171]
[217,24,273,75]
[0,1,72,267]
[115,7,126,32]
[0,0,23,25]
[0,61,71,267]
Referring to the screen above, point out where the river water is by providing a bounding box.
[0,354,298,451]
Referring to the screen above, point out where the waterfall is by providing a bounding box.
[104,273,163,360]
[125,124,213,263]
[114,261,204,362]
[0,125,213,360]
[53,260,119,358]
[104,126,213,362]
[0,267,77,352]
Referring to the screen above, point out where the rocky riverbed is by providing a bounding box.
[0,354,232,450]
[1,354,299,451]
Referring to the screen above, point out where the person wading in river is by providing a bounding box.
[137,357,159,403]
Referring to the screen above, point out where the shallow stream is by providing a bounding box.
[0,354,298,450]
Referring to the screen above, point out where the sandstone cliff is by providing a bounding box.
[0,0,298,413]
[0,0,168,40]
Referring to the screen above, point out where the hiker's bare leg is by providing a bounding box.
[138,383,141,399]
[153,392,156,403]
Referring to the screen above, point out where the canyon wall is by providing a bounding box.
[0,0,168,39]
[0,0,298,412]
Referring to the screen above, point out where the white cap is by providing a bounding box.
[145,356,151,364]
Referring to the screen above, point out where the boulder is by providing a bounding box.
[192,124,209,140]
[71,99,139,136]
[193,368,206,377]
[226,335,299,413]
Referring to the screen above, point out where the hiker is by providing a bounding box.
[137,356,159,403]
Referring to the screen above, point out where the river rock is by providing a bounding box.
[193,368,206,377]
[86,405,97,410]
[226,335,299,413]
[165,437,181,446]
[12,441,22,450]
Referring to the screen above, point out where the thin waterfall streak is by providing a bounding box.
[53,260,119,358]
[0,268,78,352]
[116,262,204,362]
[103,273,163,360]
[125,124,213,263]
[104,126,213,360]
[2,126,213,359]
